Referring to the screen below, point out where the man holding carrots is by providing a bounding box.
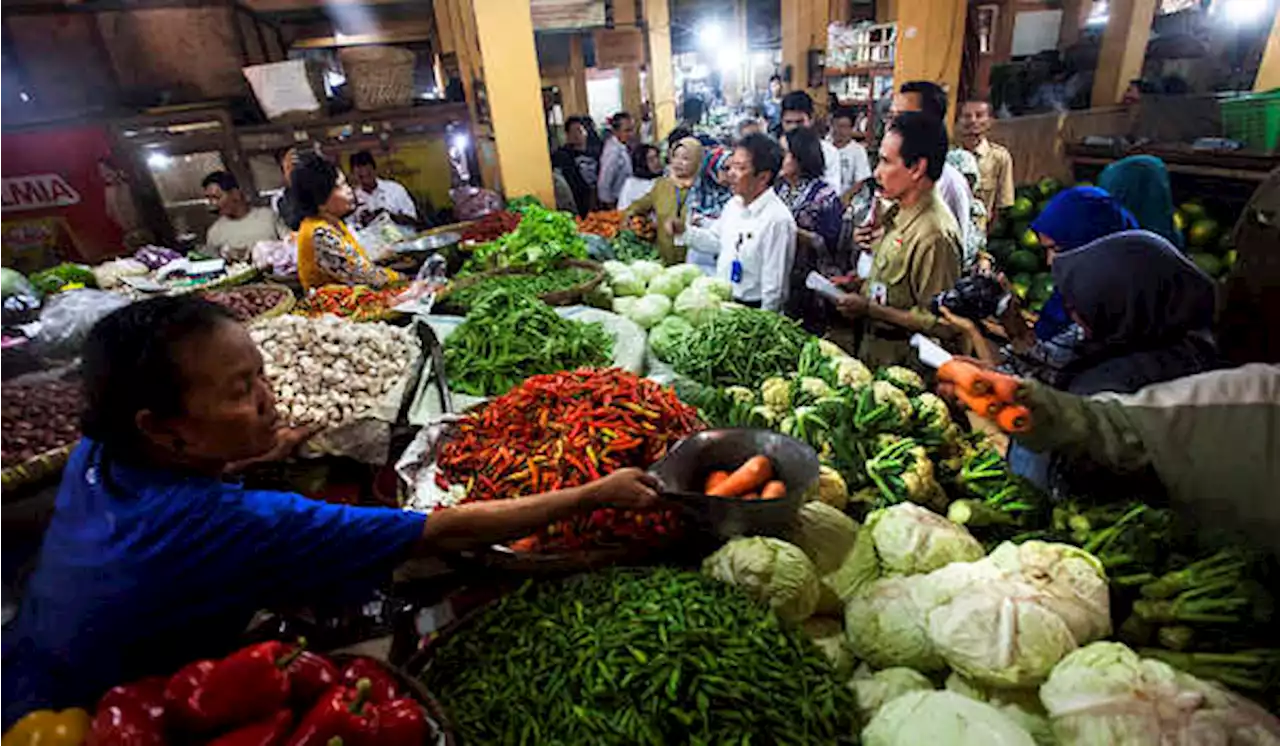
[836,112,962,368]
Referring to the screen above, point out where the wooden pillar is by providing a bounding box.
[1256,11,1280,92]
[875,0,896,24]
[1091,0,1157,107]
[893,0,966,126]
[1058,0,1093,50]
[781,0,828,98]
[470,0,554,204]
[644,0,677,138]
[614,0,645,116]
[565,33,590,115]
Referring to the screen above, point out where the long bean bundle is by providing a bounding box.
[665,307,812,388]
[443,290,611,396]
[424,567,857,745]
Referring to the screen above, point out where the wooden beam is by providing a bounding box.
[644,0,676,138]
[1257,10,1280,92]
[471,0,553,203]
[1091,0,1157,108]
[1057,0,1092,49]
[241,0,412,12]
[290,20,435,48]
[894,0,966,127]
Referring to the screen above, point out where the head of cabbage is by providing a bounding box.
[862,691,1036,746]
[647,268,689,299]
[627,259,664,285]
[801,616,855,676]
[667,263,706,286]
[791,501,859,575]
[610,267,646,297]
[673,286,721,324]
[689,275,732,301]
[625,293,672,329]
[850,666,935,724]
[702,536,819,622]
[611,296,638,317]
[648,315,694,361]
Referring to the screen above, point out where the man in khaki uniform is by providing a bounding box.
[958,100,1015,228]
[838,111,961,368]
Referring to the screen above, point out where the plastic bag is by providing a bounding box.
[354,213,411,264]
[450,186,504,221]
[32,289,131,361]
[251,237,298,277]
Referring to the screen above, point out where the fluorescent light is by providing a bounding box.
[753,51,772,66]
[1086,1,1109,26]
[450,133,470,151]
[1220,0,1266,23]
[146,152,173,169]
[718,47,742,73]
[698,22,723,49]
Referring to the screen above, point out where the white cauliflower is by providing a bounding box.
[878,366,925,394]
[871,381,914,422]
[724,385,756,404]
[798,376,834,401]
[834,356,873,388]
[817,338,847,359]
[813,465,849,510]
[760,376,792,412]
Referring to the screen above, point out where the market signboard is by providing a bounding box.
[2,174,83,212]
[531,0,606,31]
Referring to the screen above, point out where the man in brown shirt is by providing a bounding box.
[958,100,1015,229]
[838,112,962,368]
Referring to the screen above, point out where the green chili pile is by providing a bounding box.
[665,307,811,388]
[443,290,612,396]
[444,266,596,310]
[424,567,856,745]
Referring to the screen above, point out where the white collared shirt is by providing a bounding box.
[935,163,973,263]
[350,178,418,226]
[828,137,872,195]
[687,189,797,312]
[819,139,844,197]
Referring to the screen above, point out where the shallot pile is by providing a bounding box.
[2,379,82,463]
[249,315,417,428]
[203,285,290,322]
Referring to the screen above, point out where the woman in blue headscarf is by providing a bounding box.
[1098,155,1183,249]
[689,146,734,221]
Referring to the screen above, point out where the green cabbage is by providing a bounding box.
[850,666,935,723]
[612,296,638,317]
[625,294,672,329]
[690,275,732,301]
[672,287,721,324]
[985,541,1112,644]
[844,575,945,672]
[668,263,705,286]
[628,259,664,285]
[863,691,1036,746]
[648,316,694,360]
[646,269,688,298]
[1041,642,1280,746]
[702,537,820,622]
[791,501,859,575]
[610,268,645,297]
[602,260,629,280]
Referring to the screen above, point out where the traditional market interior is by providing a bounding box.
[2,0,1279,741]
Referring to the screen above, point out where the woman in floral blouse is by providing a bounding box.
[291,152,403,292]
[776,127,843,330]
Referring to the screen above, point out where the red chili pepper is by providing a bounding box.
[206,709,294,746]
[285,680,379,746]
[338,658,400,703]
[163,659,217,731]
[372,699,428,746]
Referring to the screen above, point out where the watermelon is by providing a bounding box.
[1037,178,1062,197]
[1173,210,1187,233]
[1010,273,1033,300]
[987,239,1016,267]
[1223,249,1238,271]
[1179,202,1207,221]
[1008,196,1035,220]
[1035,201,1051,218]
[1187,218,1220,249]
[1216,231,1233,255]
[1028,273,1054,304]
[1190,252,1222,277]
[1007,249,1042,274]
[1018,228,1041,250]
[990,215,1012,239]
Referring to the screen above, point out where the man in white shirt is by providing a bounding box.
[891,82,974,258]
[780,91,843,192]
[828,106,872,203]
[202,171,285,262]
[348,150,419,228]
[597,111,636,209]
[683,134,797,312]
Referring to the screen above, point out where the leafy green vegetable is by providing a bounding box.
[610,230,659,262]
[443,289,611,396]
[703,536,821,622]
[424,567,856,744]
[463,204,586,273]
[29,263,97,295]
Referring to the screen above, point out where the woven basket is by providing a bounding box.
[439,259,604,312]
[340,46,416,111]
[2,441,77,492]
[203,283,296,324]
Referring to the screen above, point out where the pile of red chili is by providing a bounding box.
[459,211,522,243]
[298,285,403,322]
[78,640,430,746]
[435,368,704,551]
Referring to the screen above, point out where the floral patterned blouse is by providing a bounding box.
[774,178,843,256]
[297,217,401,292]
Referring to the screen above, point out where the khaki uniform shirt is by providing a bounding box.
[857,190,962,368]
[971,138,1015,221]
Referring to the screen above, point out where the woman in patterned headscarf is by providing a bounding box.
[689,146,734,221]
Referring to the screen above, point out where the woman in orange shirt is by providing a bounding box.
[290,152,402,291]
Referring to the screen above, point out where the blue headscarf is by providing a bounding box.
[690,147,733,219]
[1098,155,1183,249]
[1030,187,1139,338]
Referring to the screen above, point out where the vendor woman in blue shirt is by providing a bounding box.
[3,295,659,726]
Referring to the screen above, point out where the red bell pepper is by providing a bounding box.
[86,701,166,746]
[372,699,427,746]
[284,680,379,746]
[97,677,167,720]
[162,660,217,731]
[338,659,400,703]
[195,650,291,729]
[205,709,294,746]
[287,651,340,708]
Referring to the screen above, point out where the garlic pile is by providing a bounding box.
[250,314,417,427]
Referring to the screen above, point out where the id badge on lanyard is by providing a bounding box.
[673,187,689,247]
[731,231,750,284]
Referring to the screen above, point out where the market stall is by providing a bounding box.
[4,191,1279,746]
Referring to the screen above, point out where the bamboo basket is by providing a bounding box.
[438,259,604,312]
[340,46,415,111]
[1,441,78,492]
[202,283,296,324]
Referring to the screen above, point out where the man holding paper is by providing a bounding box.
[836,112,961,368]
